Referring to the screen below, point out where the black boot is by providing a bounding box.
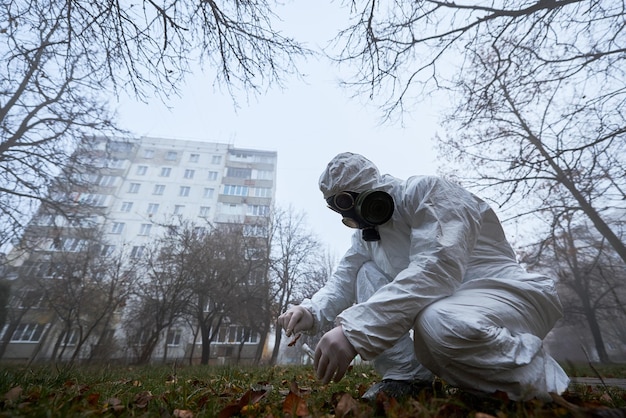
[361,379,432,401]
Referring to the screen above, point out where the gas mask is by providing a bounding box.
[326,190,394,241]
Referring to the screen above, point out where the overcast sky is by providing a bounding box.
[116,2,443,258]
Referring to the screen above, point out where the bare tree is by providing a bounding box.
[331,1,625,261]
[523,208,626,363]
[268,206,325,364]
[123,236,194,365]
[42,236,135,365]
[1,0,307,251]
[437,42,626,262]
[0,227,134,364]
[184,223,265,365]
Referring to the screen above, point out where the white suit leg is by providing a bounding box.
[357,261,433,381]
[413,281,569,400]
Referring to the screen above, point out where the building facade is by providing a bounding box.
[0,136,277,365]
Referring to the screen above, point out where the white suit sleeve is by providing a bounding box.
[337,177,484,359]
[300,233,370,334]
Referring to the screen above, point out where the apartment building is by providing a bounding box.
[0,136,277,364]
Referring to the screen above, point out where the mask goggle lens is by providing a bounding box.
[328,192,356,212]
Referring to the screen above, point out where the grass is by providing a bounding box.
[0,362,625,417]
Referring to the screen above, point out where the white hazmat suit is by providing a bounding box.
[297,152,569,401]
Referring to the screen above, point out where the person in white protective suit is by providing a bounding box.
[277,152,570,401]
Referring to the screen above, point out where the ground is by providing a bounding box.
[1,363,625,417]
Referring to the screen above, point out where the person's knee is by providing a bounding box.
[415,303,493,357]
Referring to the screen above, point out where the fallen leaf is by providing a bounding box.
[283,391,309,417]
[334,392,358,418]
[102,397,125,413]
[4,386,22,402]
[600,392,613,403]
[86,392,100,406]
[218,389,269,418]
[133,390,154,408]
[173,409,194,418]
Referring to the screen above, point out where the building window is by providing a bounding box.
[33,262,62,279]
[244,224,268,237]
[120,201,133,212]
[134,330,149,346]
[223,185,248,196]
[136,165,148,175]
[189,153,200,163]
[207,171,218,181]
[147,203,160,215]
[231,152,252,160]
[58,237,87,252]
[255,170,273,180]
[48,237,84,252]
[128,183,141,193]
[139,224,152,236]
[226,168,252,179]
[61,329,79,346]
[203,188,215,198]
[98,175,116,186]
[174,205,185,215]
[253,187,272,198]
[130,246,145,259]
[199,206,211,217]
[153,184,165,195]
[211,155,222,164]
[79,193,108,206]
[10,323,46,342]
[247,205,269,216]
[100,245,116,256]
[14,290,45,309]
[160,167,172,177]
[166,329,182,346]
[183,169,195,179]
[35,214,55,226]
[193,226,207,236]
[216,326,257,344]
[111,222,125,234]
[143,149,155,159]
[166,151,178,161]
[247,269,265,285]
[179,186,190,197]
[107,159,125,169]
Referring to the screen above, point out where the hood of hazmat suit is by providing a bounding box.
[302,152,563,367]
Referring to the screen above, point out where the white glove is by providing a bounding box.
[277,305,314,337]
[314,326,357,384]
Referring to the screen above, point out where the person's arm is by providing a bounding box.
[298,233,370,334]
[337,177,484,359]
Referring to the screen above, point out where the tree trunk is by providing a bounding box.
[254,322,269,365]
[188,324,200,365]
[137,334,159,364]
[200,321,211,365]
[162,332,169,364]
[583,304,611,363]
[270,327,283,365]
